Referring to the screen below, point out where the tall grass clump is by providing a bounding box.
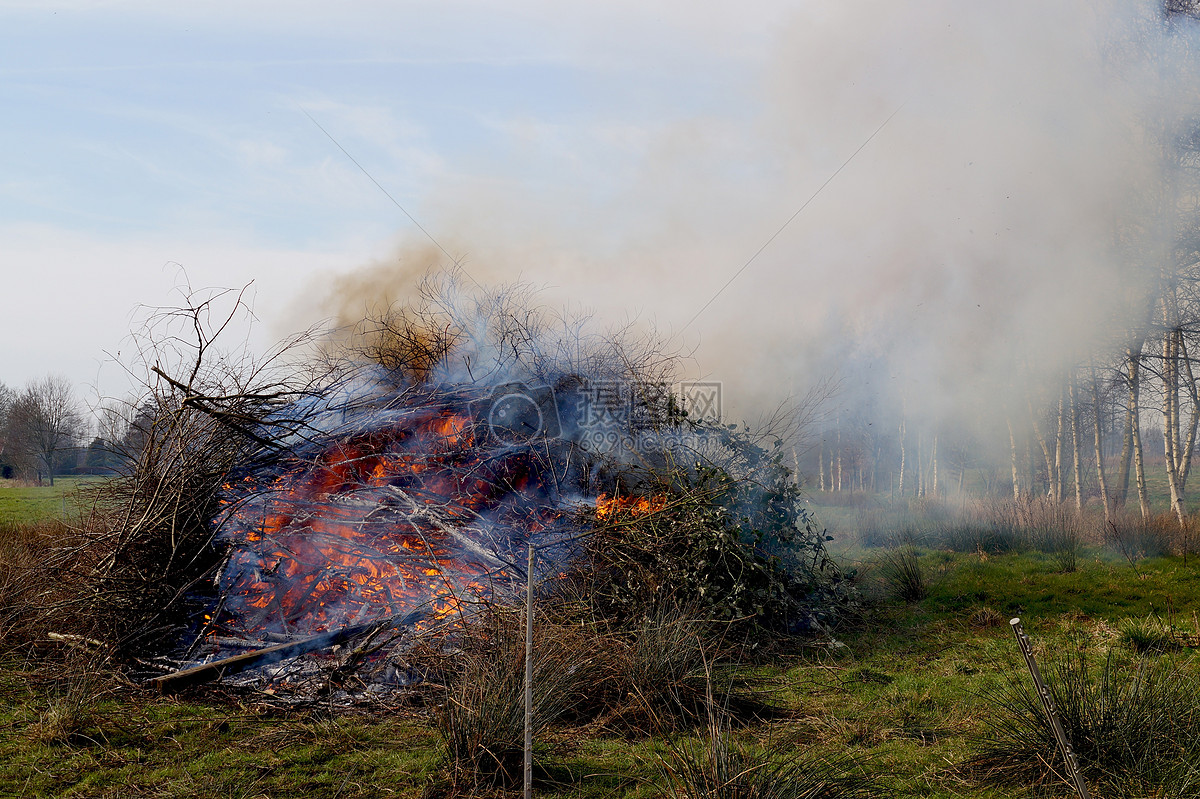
[603,607,720,732]
[1117,615,1183,654]
[931,518,1023,555]
[436,606,586,789]
[843,496,1094,558]
[503,580,773,734]
[877,545,926,602]
[1005,498,1083,571]
[0,518,95,653]
[25,657,112,747]
[1106,511,1183,565]
[596,605,775,733]
[969,649,1200,797]
[913,497,1081,568]
[852,506,919,549]
[946,498,1031,553]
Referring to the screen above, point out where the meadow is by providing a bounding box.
[3,478,1199,798]
[0,477,99,525]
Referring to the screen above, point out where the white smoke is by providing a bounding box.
[293,0,1197,442]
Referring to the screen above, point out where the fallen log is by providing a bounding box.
[149,609,426,693]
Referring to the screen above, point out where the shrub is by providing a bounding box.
[582,453,855,632]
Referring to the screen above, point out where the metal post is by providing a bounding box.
[1009,618,1092,799]
[523,541,535,799]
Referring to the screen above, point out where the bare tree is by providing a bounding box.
[0,381,15,479]
[4,375,84,485]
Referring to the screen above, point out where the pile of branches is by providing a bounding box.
[0,287,340,660]
[4,271,852,683]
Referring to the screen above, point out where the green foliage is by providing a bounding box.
[585,427,855,631]
[585,484,849,630]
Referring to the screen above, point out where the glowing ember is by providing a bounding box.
[211,398,573,645]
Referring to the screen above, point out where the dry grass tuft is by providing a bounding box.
[967,606,1005,629]
[656,698,887,799]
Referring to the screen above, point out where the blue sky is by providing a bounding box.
[0,1,778,408]
[2,1,1158,431]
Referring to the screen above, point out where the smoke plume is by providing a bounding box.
[291,0,1197,447]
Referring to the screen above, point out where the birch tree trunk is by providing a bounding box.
[932,434,939,497]
[1131,364,1151,519]
[1116,341,1144,510]
[1007,417,1021,500]
[1069,376,1084,513]
[1054,387,1066,504]
[1030,399,1056,499]
[917,432,925,498]
[1162,310,1187,525]
[1179,338,1200,489]
[818,442,825,492]
[836,416,843,493]
[1090,360,1112,524]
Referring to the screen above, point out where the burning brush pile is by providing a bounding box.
[9,273,853,704]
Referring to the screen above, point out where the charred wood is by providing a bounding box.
[149,609,425,693]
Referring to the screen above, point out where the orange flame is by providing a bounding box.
[595,493,667,519]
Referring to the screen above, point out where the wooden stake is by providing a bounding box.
[1009,618,1092,798]
[524,541,535,799]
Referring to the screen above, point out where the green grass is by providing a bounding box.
[0,477,101,524]
[0,666,446,798]
[4,536,1200,796]
[924,550,1200,621]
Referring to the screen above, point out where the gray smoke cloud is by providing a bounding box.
[290,0,1195,444]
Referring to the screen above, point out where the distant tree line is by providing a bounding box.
[0,374,138,484]
[804,2,1200,526]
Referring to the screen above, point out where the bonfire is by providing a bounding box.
[24,273,849,701]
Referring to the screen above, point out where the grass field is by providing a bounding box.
[0,477,102,525]
[3,489,1199,797]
